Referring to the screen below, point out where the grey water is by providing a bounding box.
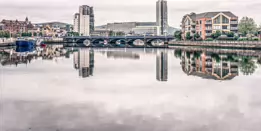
[1,46,261,131]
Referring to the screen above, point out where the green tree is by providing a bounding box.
[226,32,235,37]
[238,17,257,36]
[33,32,37,36]
[174,31,182,40]
[39,32,43,37]
[211,30,222,39]
[28,32,32,37]
[0,31,3,38]
[239,56,257,76]
[116,31,125,36]
[186,32,192,40]
[174,49,182,59]
[109,31,114,36]
[257,57,261,66]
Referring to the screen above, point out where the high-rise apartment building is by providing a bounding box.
[181,11,238,40]
[73,13,80,33]
[156,0,168,36]
[73,5,94,36]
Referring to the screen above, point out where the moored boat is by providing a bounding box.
[16,39,35,47]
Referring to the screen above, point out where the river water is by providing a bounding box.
[1,46,261,131]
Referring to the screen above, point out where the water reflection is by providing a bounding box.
[1,46,261,81]
[180,51,239,80]
[156,51,168,81]
[73,49,95,78]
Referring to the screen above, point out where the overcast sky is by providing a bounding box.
[0,0,261,27]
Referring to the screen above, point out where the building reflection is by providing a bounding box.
[106,51,140,60]
[0,45,69,67]
[156,51,168,81]
[73,49,94,78]
[180,51,239,80]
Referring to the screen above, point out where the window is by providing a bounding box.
[214,16,221,24]
[213,26,221,30]
[222,16,229,24]
[199,20,202,24]
[222,26,228,29]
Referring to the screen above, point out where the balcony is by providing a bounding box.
[206,33,212,36]
[230,21,238,24]
[191,23,196,26]
[205,28,212,31]
[206,21,212,24]
[231,27,238,30]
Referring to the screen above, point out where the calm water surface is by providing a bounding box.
[1,46,261,131]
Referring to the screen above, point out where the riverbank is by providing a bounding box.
[169,41,261,49]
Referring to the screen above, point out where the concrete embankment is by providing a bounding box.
[169,41,261,49]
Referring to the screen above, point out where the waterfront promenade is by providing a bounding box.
[169,41,261,49]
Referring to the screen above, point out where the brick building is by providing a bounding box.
[181,11,238,40]
[0,17,34,34]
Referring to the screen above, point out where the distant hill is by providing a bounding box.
[33,22,72,26]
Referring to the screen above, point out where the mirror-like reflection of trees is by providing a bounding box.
[239,56,257,76]
[174,49,260,80]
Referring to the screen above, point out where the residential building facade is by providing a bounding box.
[181,11,238,40]
[73,13,80,33]
[0,17,34,34]
[156,0,168,36]
[0,23,4,30]
[73,5,95,36]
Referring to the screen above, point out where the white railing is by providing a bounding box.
[231,27,238,30]
[230,21,238,24]
[206,33,212,36]
[206,21,212,24]
[205,28,212,31]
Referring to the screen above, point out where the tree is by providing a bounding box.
[116,31,125,36]
[28,32,32,37]
[39,32,43,37]
[239,56,257,76]
[193,32,201,40]
[174,31,182,40]
[238,17,257,36]
[186,32,192,40]
[109,31,114,36]
[33,32,37,36]
[211,30,221,39]
[174,49,182,59]
[226,32,235,37]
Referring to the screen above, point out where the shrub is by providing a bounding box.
[238,37,248,41]
[205,38,213,41]
[252,37,259,41]
[217,35,234,41]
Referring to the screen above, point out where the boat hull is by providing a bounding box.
[16,40,35,47]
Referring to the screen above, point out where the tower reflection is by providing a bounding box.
[73,49,94,78]
[156,50,168,81]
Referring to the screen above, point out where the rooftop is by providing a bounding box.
[183,11,238,22]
